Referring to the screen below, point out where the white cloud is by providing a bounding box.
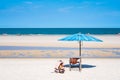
[58,6,74,12]
[23,1,43,9]
[0,1,44,13]
[81,1,103,5]
[95,2,103,5]
[0,6,25,13]
[24,1,33,4]
[81,1,91,5]
[77,5,88,9]
[77,1,104,9]
[0,4,43,13]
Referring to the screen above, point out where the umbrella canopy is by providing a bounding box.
[59,33,103,71]
[59,33,102,42]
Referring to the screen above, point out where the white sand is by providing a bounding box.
[0,34,120,48]
[0,34,120,58]
[0,58,120,80]
[0,35,120,79]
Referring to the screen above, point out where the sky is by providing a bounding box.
[0,0,120,28]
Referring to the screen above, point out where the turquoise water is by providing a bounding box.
[0,28,120,35]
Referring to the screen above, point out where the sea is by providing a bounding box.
[0,28,120,35]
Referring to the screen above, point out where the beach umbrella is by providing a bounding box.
[59,33,103,71]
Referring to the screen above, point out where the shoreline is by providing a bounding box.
[0,46,120,50]
[0,49,119,58]
[0,34,120,58]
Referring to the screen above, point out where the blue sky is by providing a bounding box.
[0,0,120,28]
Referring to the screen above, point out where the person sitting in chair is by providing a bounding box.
[54,60,65,73]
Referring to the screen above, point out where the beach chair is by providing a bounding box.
[69,57,80,71]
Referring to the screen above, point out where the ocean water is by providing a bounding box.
[0,28,120,35]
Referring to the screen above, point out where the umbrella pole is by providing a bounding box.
[79,41,82,71]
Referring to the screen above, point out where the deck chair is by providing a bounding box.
[69,57,80,71]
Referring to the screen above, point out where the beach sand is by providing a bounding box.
[0,34,120,48]
[0,35,120,80]
[0,58,120,80]
[0,34,120,58]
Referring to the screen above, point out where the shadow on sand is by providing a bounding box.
[64,64,96,68]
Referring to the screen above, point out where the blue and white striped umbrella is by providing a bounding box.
[59,33,102,42]
[59,33,103,71]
